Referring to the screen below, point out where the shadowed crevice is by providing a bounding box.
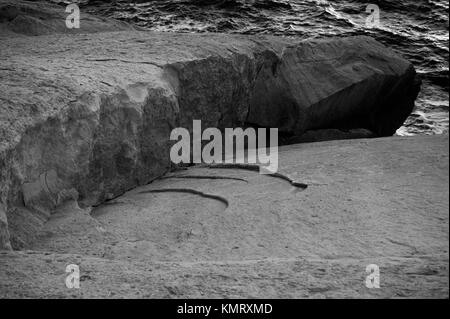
[202,163,308,190]
[159,175,248,183]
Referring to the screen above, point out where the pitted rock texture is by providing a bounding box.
[0,30,420,249]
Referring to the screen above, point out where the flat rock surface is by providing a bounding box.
[1,135,448,298]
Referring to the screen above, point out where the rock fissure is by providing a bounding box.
[86,58,164,68]
[139,188,230,208]
[160,175,249,183]
[203,163,308,190]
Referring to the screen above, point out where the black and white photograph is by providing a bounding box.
[0,0,448,302]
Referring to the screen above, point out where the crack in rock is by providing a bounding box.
[203,163,308,190]
[159,175,248,183]
[139,188,229,208]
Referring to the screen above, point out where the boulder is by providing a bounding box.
[247,37,421,136]
[0,28,420,249]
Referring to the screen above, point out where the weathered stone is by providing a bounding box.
[0,23,420,249]
[247,37,421,136]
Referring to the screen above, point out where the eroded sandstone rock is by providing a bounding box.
[0,29,420,249]
[247,37,421,136]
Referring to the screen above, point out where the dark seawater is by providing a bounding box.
[52,0,449,136]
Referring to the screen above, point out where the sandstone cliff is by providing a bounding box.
[0,2,421,250]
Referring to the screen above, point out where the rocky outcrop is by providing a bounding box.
[0,0,135,37]
[0,25,420,249]
[248,37,421,136]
